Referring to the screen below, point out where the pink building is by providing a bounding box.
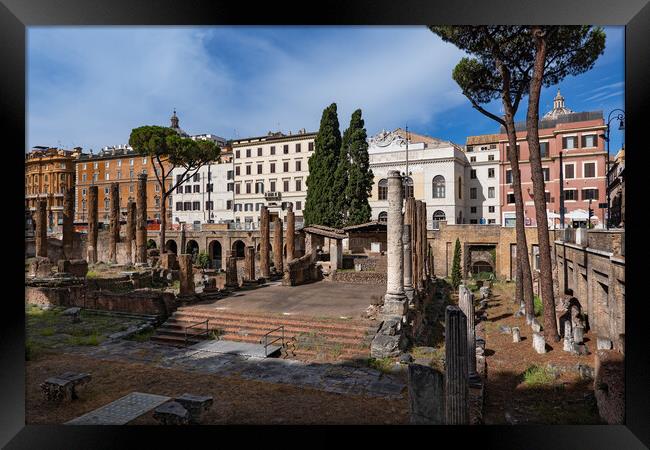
[467,90,608,228]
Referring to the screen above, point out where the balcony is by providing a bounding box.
[265,191,282,201]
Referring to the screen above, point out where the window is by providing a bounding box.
[506,169,512,184]
[235,166,240,176]
[562,136,578,149]
[378,179,388,200]
[378,211,388,223]
[270,163,276,173]
[403,177,414,198]
[581,134,597,148]
[470,156,476,162]
[176,202,182,211]
[176,186,183,194]
[257,164,263,174]
[565,189,577,201]
[103,198,110,210]
[257,147,263,156]
[117,160,122,167]
[488,154,495,161]
[93,162,98,169]
[246,149,251,158]
[193,173,200,182]
[246,183,252,194]
[226,183,233,192]
[82,174,87,182]
[184,185,191,193]
[246,165,251,175]
[506,144,521,157]
[488,187,495,198]
[206,183,213,192]
[458,177,462,199]
[236,150,240,159]
[295,160,302,171]
[295,143,301,153]
[155,198,161,207]
[227,170,233,180]
[270,181,276,191]
[93,173,98,182]
[470,187,477,199]
[540,142,549,158]
[488,219,496,224]
[206,201,213,210]
[129,184,134,193]
[193,185,200,193]
[488,206,495,213]
[295,179,302,191]
[104,161,110,168]
[105,173,110,181]
[470,219,478,224]
[82,163,87,170]
[564,164,575,179]
[183,201,191,211]
[117,171,121,180]
[255,181,264,194]
[582,188,598,200]
[129,159,134,166]
[192,201,200,210]
[507,193,515,204]
[82,188,87,196]
[470,169,476,179]
[283,145,289,154]
[545,192,551,203]
[235,184,240,194]
[308,142,314,151]
[283,180,290,192]
[283,162,289,172]
[470,206,477,214]
[584,162,596,178]
[270,146,276,155]
[155,184,161,192]
[255,203,261,211]
[542,168,550,181]
[226,200,232,210]
[488,168,495,178]
[296,201,302,210]
[432,210,446,229]
[432,176,445,198]
[82,200,86,210]
[141,168,147,175]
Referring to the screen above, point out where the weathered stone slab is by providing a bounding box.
[153,401,190,425]
[41,372,91,402]
[66,392,171,425]
[408,363,444,424]
[175,394,214,424]
[533,332,546,354]
[512,327,521,343]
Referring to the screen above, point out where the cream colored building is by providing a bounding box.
[232,130,316,229]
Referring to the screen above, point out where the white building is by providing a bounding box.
[170,151,235,227]
[464,137,501,224]
[368,128,468,229]
[231,129,316,230]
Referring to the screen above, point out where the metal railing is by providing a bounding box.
[260,325,285,357]
[185,319,210,345]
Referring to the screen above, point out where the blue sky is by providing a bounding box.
[27,26,625,154]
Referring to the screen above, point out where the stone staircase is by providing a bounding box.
[151,306,377,362]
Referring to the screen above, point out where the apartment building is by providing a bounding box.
[464,137,502,224]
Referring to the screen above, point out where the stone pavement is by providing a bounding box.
[66,340,406,399]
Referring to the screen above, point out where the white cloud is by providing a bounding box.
[27,26,467,151]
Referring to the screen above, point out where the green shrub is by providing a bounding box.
[523,365,556,387]
[197,251,211,269]
[39,327,56,337]
[367,357,395,374]
[86,270,99,279]
[534,295,544,316]
[451,238,462,289]
[67,333,103,346]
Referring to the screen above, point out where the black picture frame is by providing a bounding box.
[2,0,648,447]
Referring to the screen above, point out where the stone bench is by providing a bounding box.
[153,401,190,425]
[175,393,214,424]
[41,372,91,402]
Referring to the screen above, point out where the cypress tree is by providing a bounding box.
[451,238,462,289]
[304,103,341,226]
[332,133,350,228]
[343,109,373,226]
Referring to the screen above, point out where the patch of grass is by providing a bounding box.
[127,328,155,342]
[522,365,557,387]
[86,270,99,279]
[39,327,56,337]
[330,343,343,358]
[534,296,544,317]
[25,339,42,361]
[66,332,104,346]
[367,357,395,374]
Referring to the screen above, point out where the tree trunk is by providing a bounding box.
[160,192,167,254]
[527,26,559,342]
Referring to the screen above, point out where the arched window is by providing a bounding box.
[403,177,413,199]
[432,210,446,230]
[378,211,388,223]
[378,179,388,200]
[432,176,445,198]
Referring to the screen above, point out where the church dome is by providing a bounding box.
[543,89,574,120]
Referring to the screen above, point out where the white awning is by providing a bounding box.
[565,209,589,220]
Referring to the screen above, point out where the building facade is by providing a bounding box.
[231,130,316,229]
[367,128,468,229]
[25,146,82,232]
[464,138,501,224]
[607,147,625,228]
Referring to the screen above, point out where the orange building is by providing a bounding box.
[25,147,82,231]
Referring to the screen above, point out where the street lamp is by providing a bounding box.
[600,109,625,230]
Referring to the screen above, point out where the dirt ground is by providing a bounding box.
[481,281,602,424]
[26,352,409,425]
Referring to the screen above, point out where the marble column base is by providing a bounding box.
[383,293,408,316]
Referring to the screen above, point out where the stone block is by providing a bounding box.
[153,401,190,425]
[370,334,405,358]
[175,394,214,424]
[408,363,444,424]
[40,372,91,402]
[29,256,52,278]
[57,260,71,273]
[69,260,89,278]
[160,253,177,271]
[382,295,407,316]
[512,327,521,343]
[573,326,584,344]
[532,332,546,354]
[597,337,613,350]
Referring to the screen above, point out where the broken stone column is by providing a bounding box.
[533,332,547,354]
[461,288,480,386]
[403,224,414,302]
[404,197,417,290]
[135,174,148,265]
[563,319,574,352]
[445,305,469,425]
[329,238,342,271]
[408,363,445,424]
[573,325,584,344]
[420,201,428,281]
[383,170,407,316]
[35,199,48,258]
[87,186,98,264]
[62,187,74,259]
[225,252,239,288]
[512,327,521,343]
[108,182,120,264]
[412,199,422,290]
[260,206,270,278]
[273,217,284,274]
[125,201,136,265]
[178,254,194,296]
[286,204,295,262]
[245,246,256,281]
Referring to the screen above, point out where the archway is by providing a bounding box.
[232,240,246,258]
[165,240,178,255]
[432,210,446,230]
[471,261,494,275]
[209,240,222,270]
[378,211,388,223]
[186,240,199,262]
[147,239,157,249]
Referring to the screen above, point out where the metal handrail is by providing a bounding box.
[260,325,285,357]
[185,319,210,345]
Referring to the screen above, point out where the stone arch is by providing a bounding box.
[147,239,157,249]
[209,240,222,270]
[432,210,445,230]
[232,240,246,258]
[378,211,388,223]
[471,261,493,275]
[403,176,413,198]
[165,240,178,255]
[186,240,199,261]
